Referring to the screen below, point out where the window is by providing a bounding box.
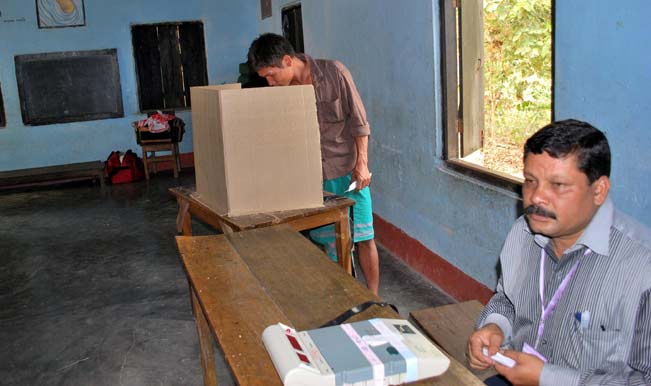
[440,0,553,185]
[0,82,5,127]
[131,21,208,112]
[282,4,304,53]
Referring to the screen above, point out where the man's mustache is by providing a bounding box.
[524,205,557,220]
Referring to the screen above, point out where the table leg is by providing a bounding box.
[142,149,150,180]
[152,152,158,174]
[334,208,352,275]
[216,219,234,234]
[191,288,219,386]
[174,143,182,171]
[176,198,192,235]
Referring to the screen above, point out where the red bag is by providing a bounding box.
[105,150,145,184]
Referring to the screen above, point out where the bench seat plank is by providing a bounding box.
[411,300,497,380]
[0,161,105,190]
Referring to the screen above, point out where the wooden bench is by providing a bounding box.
[176,225,486,386]
[411,300,497,380]
[0,161,105,191]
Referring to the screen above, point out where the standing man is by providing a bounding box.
[467,119,651,385]
[247,33,380,295]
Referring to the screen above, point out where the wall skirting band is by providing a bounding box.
[373,214,493,304]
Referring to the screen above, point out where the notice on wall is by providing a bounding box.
[0,9,27,24]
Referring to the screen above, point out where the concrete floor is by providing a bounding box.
[0,171,453,386]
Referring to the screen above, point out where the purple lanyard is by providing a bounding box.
[534,248,591,349]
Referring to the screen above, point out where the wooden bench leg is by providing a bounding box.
[216,219,234,234]
[176,198,192,235]
[191,288,219,386]
[335,207,352,275]
[98,172,106,190]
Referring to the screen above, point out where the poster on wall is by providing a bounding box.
[36,0,85,28]
[260,0,271,19]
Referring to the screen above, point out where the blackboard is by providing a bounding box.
[15,48,124,126]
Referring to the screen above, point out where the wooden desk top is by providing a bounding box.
[176,225,484,386]
[169,185,355,230]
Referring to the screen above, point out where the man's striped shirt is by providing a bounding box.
[479,198,651,385]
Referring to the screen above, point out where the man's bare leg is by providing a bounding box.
[357,239,379,295]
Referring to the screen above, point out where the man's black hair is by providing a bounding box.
[247,33,296,71]
[524,119,611,184]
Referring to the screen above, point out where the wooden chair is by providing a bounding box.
[133,117,184,180]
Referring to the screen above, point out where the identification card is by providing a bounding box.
[522,342,548,363]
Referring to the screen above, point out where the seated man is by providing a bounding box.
[467,119,651,385]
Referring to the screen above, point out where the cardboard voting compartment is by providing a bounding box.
[191,83,323,216]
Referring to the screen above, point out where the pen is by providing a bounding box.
[575,310,590,330]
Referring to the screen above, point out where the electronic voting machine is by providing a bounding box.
[262,318,450,386]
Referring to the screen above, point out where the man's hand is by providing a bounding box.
[495,351,544,386]
[352,163,371,191]
[352,135,371,191]
[467,323,504,370]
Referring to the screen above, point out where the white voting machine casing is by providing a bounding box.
[262,318,450,386]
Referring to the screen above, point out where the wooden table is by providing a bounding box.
[175,225,485,386]
[169,185,355,274]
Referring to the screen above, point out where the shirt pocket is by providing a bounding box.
[317,98,344,123]
[577,326,622,368]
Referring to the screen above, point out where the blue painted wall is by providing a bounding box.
[259,0,651,289]
[3,1,648,290]
[260,0,518,289]
[555,0,651,222]
[0,0,258,171]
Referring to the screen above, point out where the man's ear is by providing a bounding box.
[592,175,610,206]
[282,54,293,67]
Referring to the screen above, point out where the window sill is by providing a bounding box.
[445,158,523,196]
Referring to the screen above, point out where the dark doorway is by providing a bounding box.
[282,4,304,53]
[0,82,5,127]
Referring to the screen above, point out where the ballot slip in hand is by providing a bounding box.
[482,347,516,368]
[345,173,372,193]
